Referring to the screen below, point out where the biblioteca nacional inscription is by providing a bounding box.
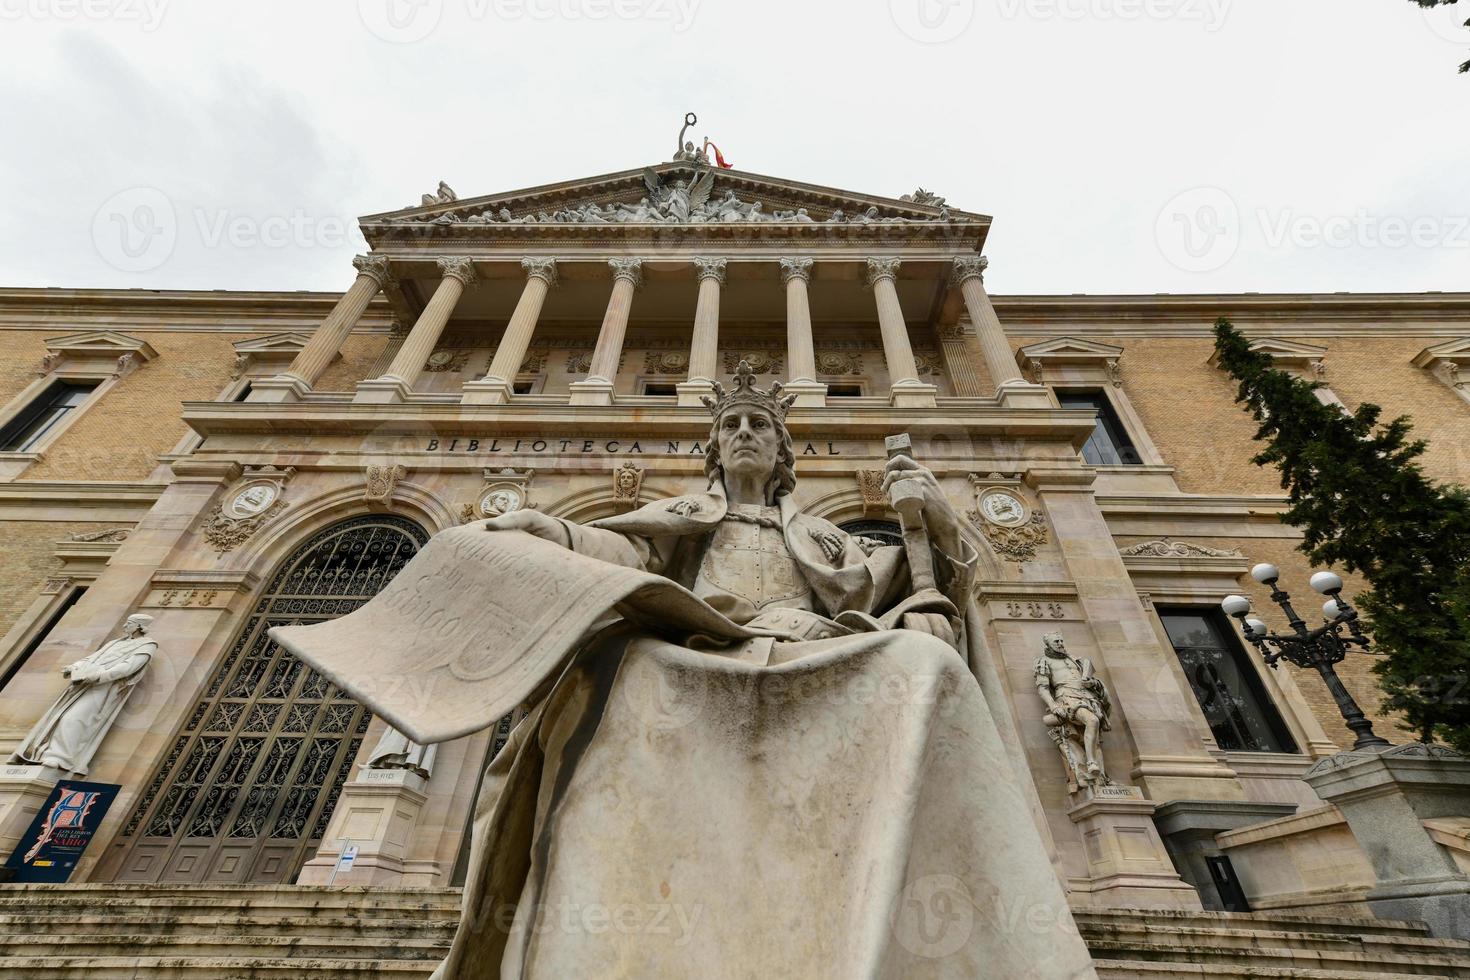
[423,437,846,456]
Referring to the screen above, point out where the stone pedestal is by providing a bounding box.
[297,768,440,888]
[782,379,827,408]
[461,377,515,405]
[997,380,1056,409]
[567,378,615,406]
[1069,784,1203,909]
[1305,743,1470,938]
[352,377,414,405]
[0,764,61,864]
[889,380,939,409]
[245,374,311,404]
[1153,799,1299,910]
[675,378,715,408]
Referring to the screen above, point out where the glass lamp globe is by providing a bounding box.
[1310,571,1344,595]
[1245,617,1269,637]
[1251,563,1280,584]
[1221,595,1252,617]
[1323,600,1346,621]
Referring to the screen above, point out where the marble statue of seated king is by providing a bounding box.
[273,362,1096,980]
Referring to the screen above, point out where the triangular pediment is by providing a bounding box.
[1017,338,1125,362]
[232,333,314,356]
[361,163,989,247]
[44,331,157,360]
[1413,337,1470,369]
[1206,338,1327,370]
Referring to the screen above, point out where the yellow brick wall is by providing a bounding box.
[315,334,392,392]
[0,329,393,481]
[19,333,238,482]
[0,521,115,641]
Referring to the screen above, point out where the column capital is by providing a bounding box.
[352,254,395,289]
[521,257,559,288]
[865,257,901,287]
[608,257,644,288]
[693,257,727,284]
[780,257,814,284]
[951,255,990,286]
[436,257,478,288]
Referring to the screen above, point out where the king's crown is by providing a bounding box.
[701,360,797,423]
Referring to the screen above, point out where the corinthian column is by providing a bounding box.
[867,258,937,408]
[251,254,392,402]
[952,257,1051,407]
[569,258,642,406]
[780,258,826,407]
[463,258,557,405]
[355,257,476,404]
[677,258,726,407]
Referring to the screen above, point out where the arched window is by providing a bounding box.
[838,519,903,549]
[108,515,428,884]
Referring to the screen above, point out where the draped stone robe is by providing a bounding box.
[435,489,1092,979]
[275,486,1096,979]
[11,634,156,777]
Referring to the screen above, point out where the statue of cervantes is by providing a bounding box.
[10,614,157,778]
[274,363,1097,979]
[1036,631,1114,793]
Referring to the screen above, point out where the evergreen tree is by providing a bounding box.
[1213,318,1470,748]
[1409,0,1470,73]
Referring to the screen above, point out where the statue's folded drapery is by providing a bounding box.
[271,502,1097,979]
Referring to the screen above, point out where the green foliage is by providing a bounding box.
[1213,318,1470,748]
[1408,0,1470,72]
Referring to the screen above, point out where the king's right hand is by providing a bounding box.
[482,509,564,545]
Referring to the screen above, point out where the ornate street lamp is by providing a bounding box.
[1222,564,1391,752]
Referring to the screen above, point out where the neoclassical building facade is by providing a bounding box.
[1,159,1468,922]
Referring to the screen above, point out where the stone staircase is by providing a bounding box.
[0,886,1468,978]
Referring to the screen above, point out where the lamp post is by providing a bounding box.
[1222,564,1391,752]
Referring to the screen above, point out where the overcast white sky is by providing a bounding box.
[2,0,1466,296]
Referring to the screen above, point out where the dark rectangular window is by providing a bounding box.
[0,586,86,695]
[828,384,862,398]
[1056,390,1141,466]
[0,381,99,452]
[643,383,678,397]
[511,382,533,395]
[1159,608,1298,753]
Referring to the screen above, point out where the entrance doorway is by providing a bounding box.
[108,515,428,883]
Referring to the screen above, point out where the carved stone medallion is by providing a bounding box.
[966,485,1049,563]
[462,468,537,522]
[227,482,281,520]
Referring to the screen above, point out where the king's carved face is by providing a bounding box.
[716,406,781,486]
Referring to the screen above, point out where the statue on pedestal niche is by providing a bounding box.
[365,725,436,779]
[1035,631,1114,794]
[271,363,1097,979]
[10,614,157,778]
